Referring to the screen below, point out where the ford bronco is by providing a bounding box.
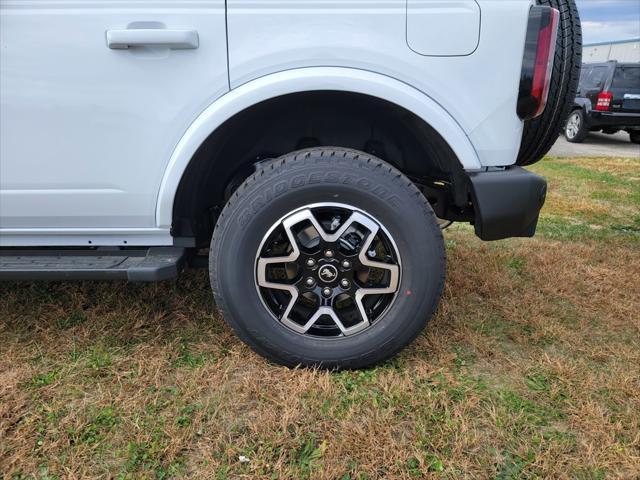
[0,0,582,368]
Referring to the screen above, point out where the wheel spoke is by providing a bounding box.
[331,307,370,336]
[256,211,312,325]
[358,229,400,289]
[352,229,400,327]
[305,210,355,243]
[256,258,299,326]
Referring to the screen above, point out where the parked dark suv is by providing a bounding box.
[565,61,640,144]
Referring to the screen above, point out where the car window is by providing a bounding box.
[582,66,609,90]
[578,66,591,90]
[612,66,640,90]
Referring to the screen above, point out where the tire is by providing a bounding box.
[630,131,640,144]
[564,109,589,143]
[517,0,582,165]
[209,148,446,369]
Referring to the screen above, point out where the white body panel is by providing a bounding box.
[0,0,533,246]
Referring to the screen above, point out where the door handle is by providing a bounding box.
[106,29,199,50]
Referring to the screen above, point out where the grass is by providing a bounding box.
[1,156,639,479]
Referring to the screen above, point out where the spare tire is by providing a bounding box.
[516,0,582,166]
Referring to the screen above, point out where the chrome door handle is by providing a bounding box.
[106,29,199,50]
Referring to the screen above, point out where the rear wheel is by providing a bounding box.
[564,109,589,143]
[630,131,640,144]
[517,0,582,165]
[210,148,446,369]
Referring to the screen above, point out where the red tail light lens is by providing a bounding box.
[531,8,559,117]
[595,91,613,111]
[517,7,560,120]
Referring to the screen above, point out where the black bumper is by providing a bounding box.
[588,111,640,130]
[468,167,547,241]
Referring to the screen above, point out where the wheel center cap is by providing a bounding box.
[318,264,338,283]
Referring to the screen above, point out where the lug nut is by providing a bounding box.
[305,277,315,287]
[341,260,351,269]
[306,258,316,267]
[322,287,332,298]
[340,279,350,289]
[324,249,334,258]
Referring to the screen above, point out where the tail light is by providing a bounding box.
[517,6,560,120]
[595,91,613,111]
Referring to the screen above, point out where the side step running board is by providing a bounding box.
[0,247,186,282]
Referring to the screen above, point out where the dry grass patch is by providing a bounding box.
[1,157,639,479]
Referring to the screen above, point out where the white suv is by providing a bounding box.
[0,0,581,368]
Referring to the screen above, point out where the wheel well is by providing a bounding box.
[173,91,469,246]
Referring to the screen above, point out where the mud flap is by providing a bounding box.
[468,167,547,241]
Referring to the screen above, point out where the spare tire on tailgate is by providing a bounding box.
[516,0,582,166]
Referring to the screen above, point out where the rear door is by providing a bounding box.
[610,64,640,114]
[0,1,228,232]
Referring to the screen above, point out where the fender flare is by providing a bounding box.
[156,67,481,228]
[573,97,592,114]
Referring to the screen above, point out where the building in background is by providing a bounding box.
[583,38,640,63]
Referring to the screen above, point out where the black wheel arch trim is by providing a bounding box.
[573,97,592,114]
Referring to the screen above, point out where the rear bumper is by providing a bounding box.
[589,111,640,130]
[468,167,547,241]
